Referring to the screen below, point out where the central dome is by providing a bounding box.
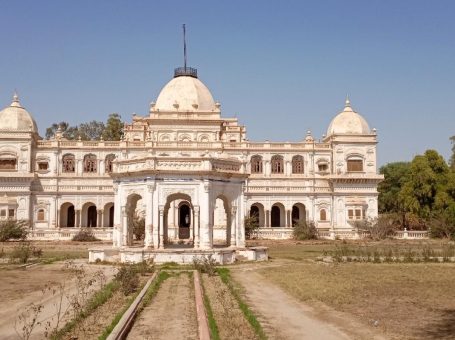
[155,73,216,112]
[0,93,38,133]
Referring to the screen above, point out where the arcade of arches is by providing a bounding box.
[250,203,307,228]
[59,202,114,228]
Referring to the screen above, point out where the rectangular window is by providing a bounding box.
[0,159,16,170]
[348,209,354,220]
[8,209,14,218]
[0,210,5,217]
[355,209,362,220]
[347,160,363,172]
[38,162,48,170]
[318,164,328,172]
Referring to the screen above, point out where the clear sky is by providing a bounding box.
[1,0,454,166]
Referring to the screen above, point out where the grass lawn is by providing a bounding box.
[255,239,455,339]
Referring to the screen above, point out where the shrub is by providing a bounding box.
[193,255,217,276]
[9,242,42,264]
[114,265,140,295]
[0,220,28,242]
[244,214,259,240]
[354,216,397,240]
[130,213,145,241]
[292,220,318,240]
[72,228,100,242]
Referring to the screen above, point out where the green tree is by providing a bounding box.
[450,135,455,170]
[45,122,69,139]
[378,162,410,213]
[102,113,123,141]
[78,120,105,140]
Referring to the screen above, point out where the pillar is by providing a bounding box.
[286,209,291,228]
[230,206,237,247]
[159,206,164,249]
[57,209,60,228]
[97,210,102,228]
[122,206,128,247]
[75,209,81,228]
[193,205,200,248]
[265,209,270,228]
[144,187,154,248]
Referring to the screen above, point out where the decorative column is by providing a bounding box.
[230,206,237,247]
[265,209,270,228]
[159,206,164,249]
[199,183,211,249]
[97,210,102,228]
[144,184,154,248]
[56,209,60,228]
[193,205,200,248]
[121,206,128,247]
[75,209,81,228]
[286,209,291,228]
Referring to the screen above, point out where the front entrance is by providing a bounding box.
[178,203,191,239]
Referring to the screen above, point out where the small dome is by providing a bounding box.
[0,93,38,133]
[327,98,370,135]
[155,75,216,112]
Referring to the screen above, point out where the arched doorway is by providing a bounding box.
[249,203,265,228]
[87,206,97,227]
[271,203,285,227]
[109,206,114,228]
[292,203,306,226]
[126,194,144,246]
[178,202,191,239]
[213,196,231,247]
[60,203,75,228]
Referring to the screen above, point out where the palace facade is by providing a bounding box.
[0,66,383,247]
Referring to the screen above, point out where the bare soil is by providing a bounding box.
[0,261,116,340]
[127,272,198,340]
[202,273,257,340]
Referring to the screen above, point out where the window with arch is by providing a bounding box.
[0,152,17,170]
[347,157,363,172]
[83,154,97,173]
[105,154,115,173]
[251,155,263,174]
[37,209,45,221]
[271,155,284,174]
[320,209,327,221]
[292,155,304,174]
[62,154,75,173]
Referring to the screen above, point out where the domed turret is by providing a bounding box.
[0,92,38,133]
[154,68,217,113]
[327,98,370,136]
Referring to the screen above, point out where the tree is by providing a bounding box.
[102,113,123,141]
[45,122,69,139]
[78,120,105,140]
[450,135,455,170]
[244,214,259,239]
[0,220,28,241]
[378,162,410,213]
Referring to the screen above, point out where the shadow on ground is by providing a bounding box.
[417,309,455,339]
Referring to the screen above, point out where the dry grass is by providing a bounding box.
[256,239,455,340]
[202,273,258,340]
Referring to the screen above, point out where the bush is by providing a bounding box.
[72,228,100,242]
[0,220,28,242]
[428,213,455,239]
[244,214,259,239]
[193,255,217,276]
[130,214,145,241]
[354,216,397,240]
[293,221,318,240]
[9,242,42,264]
[115,265,140,295]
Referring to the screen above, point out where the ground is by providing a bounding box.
[1,239,455,339]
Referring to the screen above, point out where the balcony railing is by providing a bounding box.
[174,67,198,78]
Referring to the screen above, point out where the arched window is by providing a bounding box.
[62,154,75,173]
[347,158,363,172]
[83,154,97,173]
[292,155,304,174]
[37,209,45,221]
[251,155,263,174]
[0,152,17,170]
[105,154,115,173]
[320,209,327,221]
[271,155,284,174]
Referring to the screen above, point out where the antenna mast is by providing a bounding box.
[183,24,187,70]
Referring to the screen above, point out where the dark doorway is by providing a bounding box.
[87,206,97,227]
[250,205,259,218]
[292,206,299,226]
[109,206,114,228]
[179,204,191,239]
[271,206,281,227]
[67,205,75,227]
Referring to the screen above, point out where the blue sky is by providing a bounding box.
[1,0,454,166]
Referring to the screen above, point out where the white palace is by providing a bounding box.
[0,65,383,262]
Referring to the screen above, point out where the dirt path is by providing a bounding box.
[231,264,386,340]
[127,273,198,340]
[0,261,116,340]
